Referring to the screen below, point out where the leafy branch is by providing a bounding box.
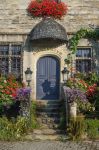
[69,28,99,54]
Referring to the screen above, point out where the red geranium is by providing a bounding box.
[27,0,68,19]
[86,84,97,97]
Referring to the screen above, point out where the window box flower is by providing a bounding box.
[27,0,68,19]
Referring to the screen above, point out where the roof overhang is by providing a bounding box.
[30,18,68,43]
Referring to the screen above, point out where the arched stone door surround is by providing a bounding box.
[25,45,68,100]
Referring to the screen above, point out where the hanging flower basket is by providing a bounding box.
[27,0,68,19]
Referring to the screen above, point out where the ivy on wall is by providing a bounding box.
[69,28,99,54]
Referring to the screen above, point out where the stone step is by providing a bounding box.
[37,122,59,129]
[36,100,62,107]
[36,107,60,112]
[32,129,66,141]
[36,100,62,130]
[37,112,60,118]
[37,117,60,125]
[32,134,61,141]
[24,132,68,141]
[33,129,65,135]
[36,100,61,103]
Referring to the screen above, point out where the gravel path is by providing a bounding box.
[0,141,99,150]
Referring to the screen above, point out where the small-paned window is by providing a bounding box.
[0,44,22,78]
[76,48,93,73]
[54,0,61,3]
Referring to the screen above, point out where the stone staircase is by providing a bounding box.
[36,100,61,129]
[32,100,66,140]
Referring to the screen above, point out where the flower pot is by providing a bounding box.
[69,102,77,118]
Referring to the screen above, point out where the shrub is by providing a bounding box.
[85,119,99,139]
[30,101,39,129]
[0,104,38,141]
[64,88,87,103]
[0,75,21,107]
[64,87,94,114]
[0,76,22,117]
[67,116,86,141]
[0,117,29,141]
[94,87,99,112]
[65,77,97,114]
[27,0,68,19]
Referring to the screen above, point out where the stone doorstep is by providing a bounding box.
[32,134,60,141]
[36,118,60,129]
[36,112,60,117]
[37,117,60,125]
[36,107,60,112]
[38,123,59,130]
[33,129,65,135]
[30,129,66,141]
[36,100,62,106]
[24,133,69,141]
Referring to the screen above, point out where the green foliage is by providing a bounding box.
[0,117,29,141]
[0,101,39,141]
[64,58,71,64]
[94,87,99,112]
[30,101,39,129]
[59,104,66,130]
[76,100,94,115]
[85,119,99,139]
[66,78,87,91]
[68,117,99,140]
[59,116,66,130]
[73,72,99,85]
[67,116,86,141]
[82,73,99,85]
[69,28,99,54]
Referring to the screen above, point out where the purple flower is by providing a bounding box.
[14,88,31,101]
[64,87,88,103]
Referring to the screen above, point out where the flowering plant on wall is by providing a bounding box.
[27,0,68,19]
[0,75,21,107]
[0,75,28,106]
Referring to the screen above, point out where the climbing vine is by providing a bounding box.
[69,28,99,54]
[64,28,99,74]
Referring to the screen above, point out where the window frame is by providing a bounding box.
[75,47,93,73]
[0,42,23,79]
[55,0,61,3]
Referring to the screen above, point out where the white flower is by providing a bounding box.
[4,80,7,83]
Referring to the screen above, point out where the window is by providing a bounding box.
[0,44,22,77]
[55,0,61,3]
[76,48,93,73]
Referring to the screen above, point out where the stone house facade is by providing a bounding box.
[0,0,99,100]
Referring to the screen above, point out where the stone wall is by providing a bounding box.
[0,0,99,100]
[0,0,99,74]
[0,0,98,34]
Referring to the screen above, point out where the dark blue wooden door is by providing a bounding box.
[37,56,60,100]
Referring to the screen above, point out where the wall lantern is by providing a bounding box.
[62,67,69,83]
[25,67,33,86]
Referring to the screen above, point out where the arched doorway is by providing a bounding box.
[36,56,60,100]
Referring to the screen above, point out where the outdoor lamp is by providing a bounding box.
[62,67,69,83]
[25,67,33,86]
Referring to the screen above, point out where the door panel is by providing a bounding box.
[36,56,60,100]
